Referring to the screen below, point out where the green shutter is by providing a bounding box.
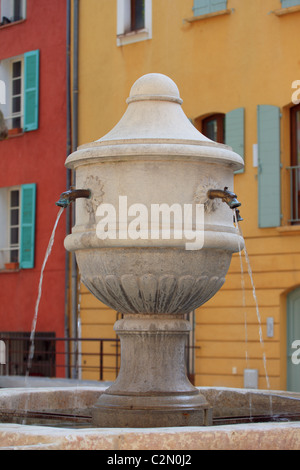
[225,108,245,174]
[193,0,210,15]
[20,183,36,269]
[211,0,227,12]
[287,288,300,392]
[24,50,39,132]
[257,105,281,228]
[281,0,300,8]
[193,0,227,15]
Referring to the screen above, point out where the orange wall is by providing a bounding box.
[76,0,300,388]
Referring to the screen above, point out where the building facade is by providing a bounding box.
[73,0,300,391]
[0,0,68,377]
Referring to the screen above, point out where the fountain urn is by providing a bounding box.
[64,73,244,427]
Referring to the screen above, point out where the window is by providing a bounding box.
[200,109,245,174]
[281,0,300,8]
[0,183,36,270]
[117,0,152,46]
[193,0,228,16]
[289,104,300,223]
[202,113,225,143]
[9,188,20,263]
[11,59,22,129]
[130,0,145,31]
[0,50,39,133]
[0,0,26,25]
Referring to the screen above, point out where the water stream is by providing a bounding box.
[235,211,273,416]
[26,207,64,377]
[236,230,252,417]
[22,207,64,423]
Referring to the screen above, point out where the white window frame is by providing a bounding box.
[8,187,20,264]
[11,58,23,129]
[117,0,152,47]
[0,55,24,130]
[0,0,26,24]
[0,185,21,269]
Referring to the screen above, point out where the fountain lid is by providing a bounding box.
[66,73,244,171]
[95,73,215,145]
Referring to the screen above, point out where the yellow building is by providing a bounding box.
[71,0,300,390]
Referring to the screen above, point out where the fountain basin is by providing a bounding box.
[1,386,300,450]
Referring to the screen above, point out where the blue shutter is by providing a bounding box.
[225,108,245,174]
[20,183,36,269]
[211,0,227,12]
[281,0,300,8]
[193,0,210,15]
[257,105,281,228]
[24,50,39,132]
[193,0,227,15]
[287,288,300,392]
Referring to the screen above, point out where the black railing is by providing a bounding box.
[0,335,120,381]
[0,334,197,384]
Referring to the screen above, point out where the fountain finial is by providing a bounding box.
[126,73,183,104]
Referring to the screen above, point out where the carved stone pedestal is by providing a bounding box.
[92,315,212,427]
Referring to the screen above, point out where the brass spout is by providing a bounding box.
[56,188,91,208]
[207,187,241,210]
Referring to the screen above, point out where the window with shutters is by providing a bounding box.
[281,0,300,8]
[117,0,152,46]
[0,183,36,270]
[0,50,39,134]
[0,0,26,26]
[274,0,300,15]
[200,109,245,174]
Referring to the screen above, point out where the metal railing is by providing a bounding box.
[0,334,197,384]
[287,165,300,224]
[0,335,120,381]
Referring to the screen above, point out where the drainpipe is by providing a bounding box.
[71,0,79,379]
[64,0,72,378]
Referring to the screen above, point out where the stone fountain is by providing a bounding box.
[61,73,244,427]
[1,74,300,450]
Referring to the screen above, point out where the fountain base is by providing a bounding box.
[91,314,212,427]
[92,391,212,428]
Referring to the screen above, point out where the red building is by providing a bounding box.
[0,0,68,377]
